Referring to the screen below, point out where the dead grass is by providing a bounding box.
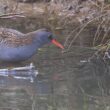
[0,0,110,54]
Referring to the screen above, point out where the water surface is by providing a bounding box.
[0,45,108,110]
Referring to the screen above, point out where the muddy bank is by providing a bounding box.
[0,0,110,48]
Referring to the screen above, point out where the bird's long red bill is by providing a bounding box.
[51,39,64,49]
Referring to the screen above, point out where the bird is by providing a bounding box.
[0,28,64,62]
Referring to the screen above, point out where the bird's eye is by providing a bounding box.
[48,35,53,40]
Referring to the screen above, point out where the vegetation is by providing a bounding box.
[0,1,110,110]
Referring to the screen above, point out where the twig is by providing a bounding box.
[101,26,110,44]
[93,18,105,46]
[66,13,108,51]
[89,0,102,9]
[79,84,110,100]
[12,1,20,13]
[64,25,82,47]
[0,13,25,19]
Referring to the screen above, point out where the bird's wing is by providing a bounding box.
[0,28,34,47]
[0,28,24,38]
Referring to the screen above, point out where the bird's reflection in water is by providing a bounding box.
[0,65,53,96]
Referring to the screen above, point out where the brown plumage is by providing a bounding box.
[0,28,35,47]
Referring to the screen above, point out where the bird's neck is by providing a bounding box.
[25,31,45,49]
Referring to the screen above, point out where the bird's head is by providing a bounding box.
[36,29,64,49]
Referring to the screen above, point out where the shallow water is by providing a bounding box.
[0,1,109,108]
[0,46,87,109]
[0,45,109,110]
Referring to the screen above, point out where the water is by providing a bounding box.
[0,1,109,108]
[0,26,109,109]
[1,45,109,110]
[0,46,81,109]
